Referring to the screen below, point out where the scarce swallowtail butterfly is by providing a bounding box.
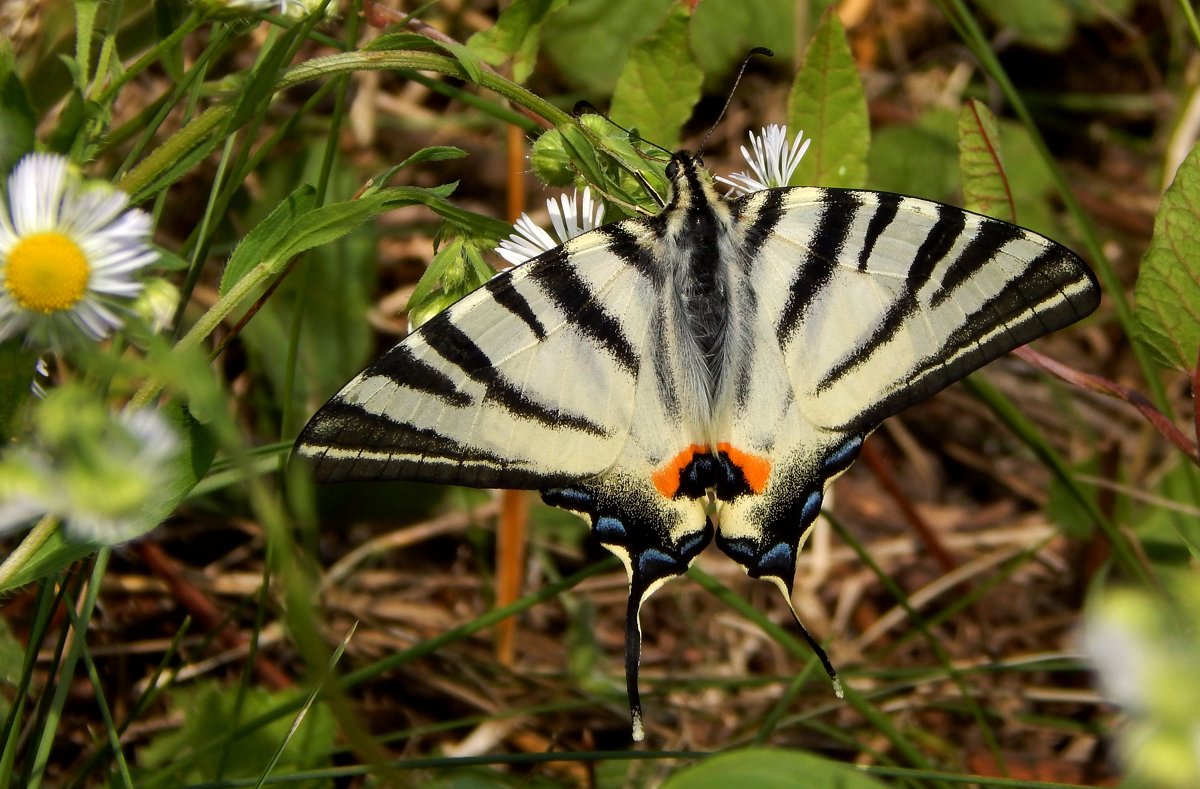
[294,148,1100,741]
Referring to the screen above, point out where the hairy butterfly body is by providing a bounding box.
[294,151,1099,741]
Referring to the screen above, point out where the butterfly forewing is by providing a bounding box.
[297,227,661,488]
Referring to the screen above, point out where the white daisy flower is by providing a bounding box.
[0,153,158,350]
[191,0,276,17]
[0,401,181,545]
[496,187,606,266]
[716,124,811,195]
[279,0,333,20]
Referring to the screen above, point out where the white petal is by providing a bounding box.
[9,154,69,236]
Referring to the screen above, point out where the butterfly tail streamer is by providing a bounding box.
[625,577,650,742]
[768,575,843,698]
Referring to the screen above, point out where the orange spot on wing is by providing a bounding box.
[717,443,772,494]
[652,444,706,498]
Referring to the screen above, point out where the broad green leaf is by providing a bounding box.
[957,99,1015,222]
[690,0,803,77]
[610,4,701,150]
[994,119,1060,239]
[1134,141,1200,371]
[468,0,567,83]
[542,0,673,94]
[133,400,218,534]
[1067,0,1134,20]
[219,185,318,296]
[137,681,334,786]
[663,748,890,789]
[973,0,1073,50]
[787,8,869,188]
[0,41,35,176]
[868,107,958,201]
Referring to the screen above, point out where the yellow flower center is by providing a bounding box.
[4,232,91,313]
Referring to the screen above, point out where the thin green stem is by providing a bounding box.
[96,10,204,105]
[0,515,59,590]
[1176,0,1200,52]
[28,551,111,789]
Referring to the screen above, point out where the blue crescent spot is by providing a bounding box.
[638,548,678,576]
[594,515,626,541]
[824,435,863,473]
[678,532,708,557]
[756,542,794,577]
[800,490,823,524]
[545,487,595,512]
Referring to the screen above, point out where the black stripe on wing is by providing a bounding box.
[857,192,902,271]
[597,223,665,287]
[816,204,969,390]
[776,190,862,343]
[734,188,787,263]
[422,320,609,436]
[526,248,642,375]
[298,401,575,488]
[930,219,1024,308]
[845,245,1099,430]
[364,344,471,407]
[485,275,546,340]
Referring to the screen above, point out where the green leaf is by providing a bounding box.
[219,185,318,296]
[137,681,334,786]
[0,529,104,596]
[610,5,701,150]
[0,41,35,177]
[662,748,890,789]
[868,107,958,201]
[541,0,673,94]
[957,99,1015,222]
[0,340,37,443]
[370,145,468,191]
[973,0,1073,50]
[405,238,496,330]
[1134,141,1200,371]
[133,400,218,535]
[786,8,869,188]
[433,37,486,85]
[690,0,804,77]
[468,0,566,83]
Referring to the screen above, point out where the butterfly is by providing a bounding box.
[293,149,1100,741]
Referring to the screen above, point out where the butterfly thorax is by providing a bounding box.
[655,153,748,442]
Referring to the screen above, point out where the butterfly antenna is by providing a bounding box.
[697,46,774,158]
